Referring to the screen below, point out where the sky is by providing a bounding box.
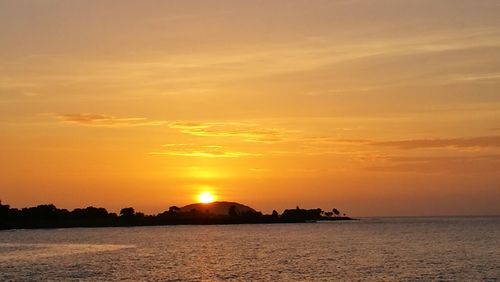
[1,0,500,216]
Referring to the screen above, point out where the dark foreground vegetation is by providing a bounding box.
[0,201,353,230]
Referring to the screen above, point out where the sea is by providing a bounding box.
[0,217,498,281]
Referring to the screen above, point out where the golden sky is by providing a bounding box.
[1,0,500,216]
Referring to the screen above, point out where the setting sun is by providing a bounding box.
[198,192,216,204]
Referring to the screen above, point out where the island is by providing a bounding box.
[0,201,354,230]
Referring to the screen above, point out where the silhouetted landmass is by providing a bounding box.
[0,201,354,230]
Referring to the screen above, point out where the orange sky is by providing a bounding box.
[1,0,500,216]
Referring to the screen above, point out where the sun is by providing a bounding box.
[198,192,216,204]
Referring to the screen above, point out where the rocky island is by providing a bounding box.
[0,201,354,230]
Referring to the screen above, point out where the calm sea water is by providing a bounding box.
[0,217,498,281]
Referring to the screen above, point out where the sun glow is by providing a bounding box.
[198,192,216,203]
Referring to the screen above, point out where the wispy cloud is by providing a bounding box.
[150,144,261,158]
[48,113,165,127]
[371,136,500,149]
[450,73,500,83]
[298,137,371,145]
[169,122,287,143]
[367,154,500,174]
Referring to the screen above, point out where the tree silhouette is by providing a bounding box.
[120,207,135,218]
[332,208,340,217]
[168,206,180,213]
[0,201,9,213]
[272,210,279,218]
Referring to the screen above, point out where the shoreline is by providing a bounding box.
[0,217,355,231]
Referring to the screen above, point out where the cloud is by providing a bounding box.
[371,136,500,149]
[450,73,500,83]
[168,122,211,129]
[150,144,261,158]
[169,122,286,143]
[303,137,371,145]
[366,155,500,174]
[49,113,165,127]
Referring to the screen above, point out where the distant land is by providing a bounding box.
[180,201,256,215]
[0,201,353,230]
